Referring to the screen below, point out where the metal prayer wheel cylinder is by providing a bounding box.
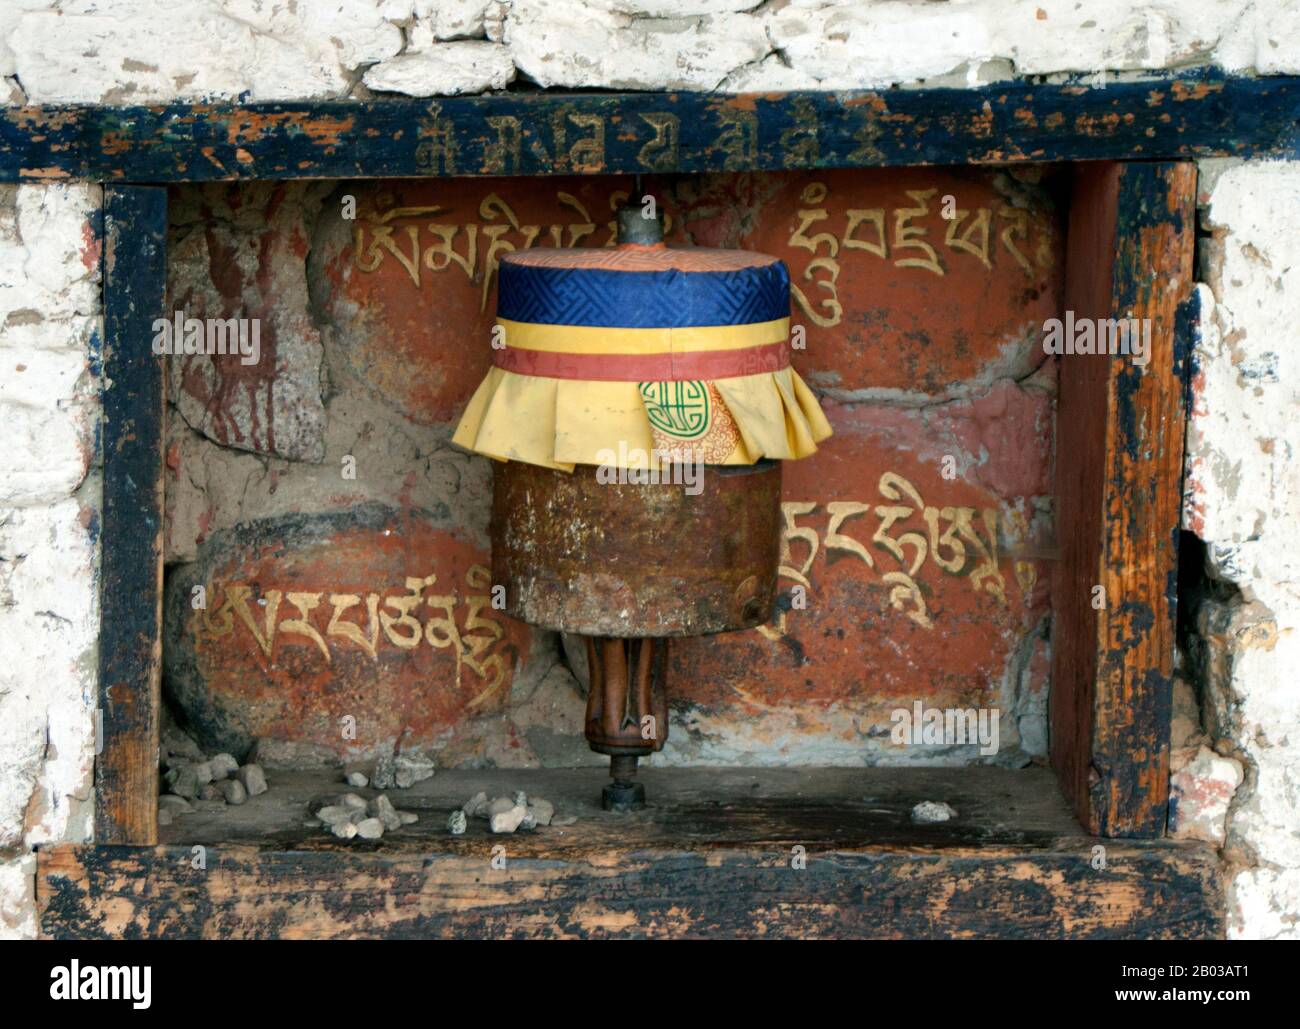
[491,459,781,811]
[490,459,782,638]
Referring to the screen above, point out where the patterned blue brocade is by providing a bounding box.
[496,261,791,328]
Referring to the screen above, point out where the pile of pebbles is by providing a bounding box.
[342,754,436,791]
[311,793,419,840]
[451,790,575,834]
[159,732,268,825]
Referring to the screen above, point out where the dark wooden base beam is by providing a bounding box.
[40,768,1222,939]
[38,839,1221,940]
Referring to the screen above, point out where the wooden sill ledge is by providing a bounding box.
[39,766,1222,939]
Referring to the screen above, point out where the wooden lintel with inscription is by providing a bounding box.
[2,72,1297,183]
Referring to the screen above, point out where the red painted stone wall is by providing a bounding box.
[164,506,532,763]
[168,183,330,462]
[165,167,1063,766]
[314,168,1060,414]
[668,385,1053,763]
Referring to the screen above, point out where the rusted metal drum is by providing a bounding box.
[491,458,781,637]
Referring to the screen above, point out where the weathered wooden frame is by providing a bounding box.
[8,72,1296,937]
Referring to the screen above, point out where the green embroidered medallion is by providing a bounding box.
[639,381,711,439]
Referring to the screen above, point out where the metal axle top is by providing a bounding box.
[616,202,664,245]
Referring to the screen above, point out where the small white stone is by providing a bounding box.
[355,817,384,840]
[911,801,958,823]
[209,753,239,779]
[219,779,247,806]
[526,798,554,827]
[158,795,193,816]
[398,811,419,826]
[346,771,369,788]
[1169,746,1243,845]
[487,795,516,817]
[373,754,435,789]
[448,809,468,835]
[341,793,367,811]
[368,793,402,831]
[396,755,436,787]
[331,820,358,840]
[489,805,527,834]
[165,765,200,799]
[316,805,355,826]
[236,763,268,797]
[370,756,397,789]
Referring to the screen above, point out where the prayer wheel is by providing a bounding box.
[454,204,832,808]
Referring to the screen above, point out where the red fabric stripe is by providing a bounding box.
[493,341,789,381]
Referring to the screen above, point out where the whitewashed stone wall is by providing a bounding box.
[0,183,102,939]
[0,0,1297,938]
[1183,160,1300,940]
[3,0,1299,102]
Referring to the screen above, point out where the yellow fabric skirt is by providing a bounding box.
[452,366,832,471]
